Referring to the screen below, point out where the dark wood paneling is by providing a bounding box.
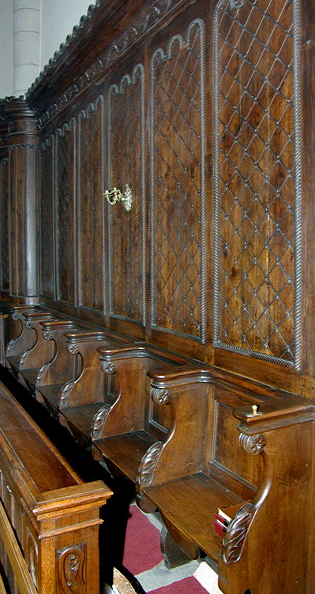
[56,120,76,304]
[40,136,55,298]
[78,98,105,312]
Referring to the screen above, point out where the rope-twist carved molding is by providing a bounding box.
[239,433,266,455]
[137,441,163,485]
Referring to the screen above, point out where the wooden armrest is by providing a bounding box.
[137,366,213,489]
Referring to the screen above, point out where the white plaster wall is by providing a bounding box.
[0,0,14,98]
[0,0,93,98]
[40,0,92,69]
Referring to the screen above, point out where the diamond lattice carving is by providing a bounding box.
[79,100,104,311]
[152,20,205,338]
[109,66,144,322]
[214,0,297,363]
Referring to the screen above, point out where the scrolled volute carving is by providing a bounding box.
[151,387,171,405]
[59,381,76,407]
[36,363,50,385]
[56,543,86,594]
[101,361,116,375]
[223,502,254,563]
[91,404,112,440]
[19,349,32,368]
[239,433,266,455]
[137,441,163,485]
[6,337,19,356]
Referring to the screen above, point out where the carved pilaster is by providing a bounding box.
[0,97,39,299]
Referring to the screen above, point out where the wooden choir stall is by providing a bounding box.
[1,0,315,593]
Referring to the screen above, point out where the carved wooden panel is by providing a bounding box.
[213,0,300,366]
[78,98,105,312]
[0,158,9,292]
[56,120,76,304]
[56,543,87,594]
[107,63,145,324]
[150,18,206,340]
[40,136,55,298]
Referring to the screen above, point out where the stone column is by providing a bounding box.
[1,97,38,300]
[13,0,41,96]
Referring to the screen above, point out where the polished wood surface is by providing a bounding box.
[1,0,315,592]
[0,380,112,594]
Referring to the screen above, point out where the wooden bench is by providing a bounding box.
[0,379,112,594]
[135,366,314,594]
[60,344,188,478]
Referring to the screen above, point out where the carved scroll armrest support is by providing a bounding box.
[222,432,268,565]
[137,366,213,489]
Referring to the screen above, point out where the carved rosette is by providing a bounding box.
[223,502,254,563]
[12,312,22,321]
[36,363,50,385]
[151,388,171,405]
[56,543,86,594]
[68,343,79,355]
[25,320,35,329]
[239,433,266,455]
[137,441,163,485]
[101,361,116,375]
[59,381,76,407]
[42,330,54,340]
[91,404,112,440]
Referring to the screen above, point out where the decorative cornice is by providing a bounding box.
[29,0,181,126]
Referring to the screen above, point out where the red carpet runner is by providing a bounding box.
[122,505,210,594]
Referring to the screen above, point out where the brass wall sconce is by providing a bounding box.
[104,184,132,212]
